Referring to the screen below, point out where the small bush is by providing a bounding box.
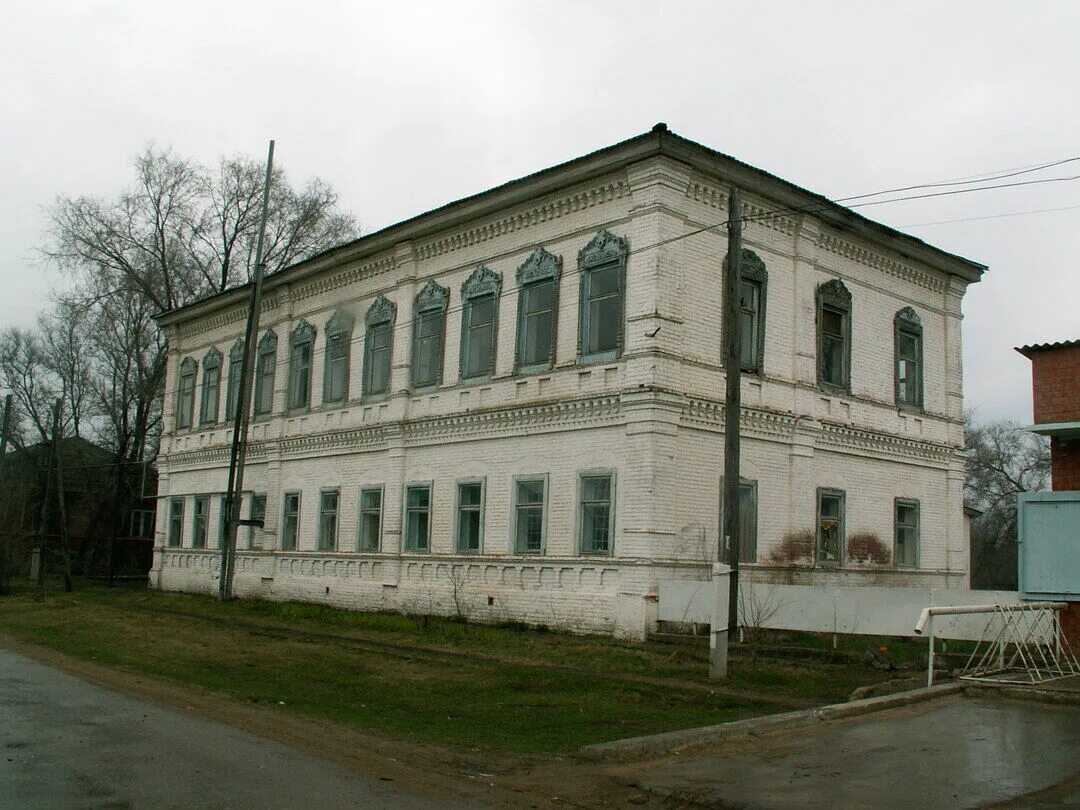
[769,530,814,565]
[847,532,891,567]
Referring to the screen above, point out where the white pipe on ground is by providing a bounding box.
[913,602,1066,635]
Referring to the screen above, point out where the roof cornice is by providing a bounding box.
[157,124,986,328]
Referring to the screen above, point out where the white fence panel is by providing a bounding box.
[658,580,1031,642]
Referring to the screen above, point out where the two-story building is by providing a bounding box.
[151,124,985,639]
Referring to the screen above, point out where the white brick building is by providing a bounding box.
[151,125,985,640]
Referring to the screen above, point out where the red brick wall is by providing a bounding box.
[1051,437,1080,492]
[1062,602,1080,651]
[1030,346,1080,425]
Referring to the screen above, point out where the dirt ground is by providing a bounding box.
[1,635,672,809]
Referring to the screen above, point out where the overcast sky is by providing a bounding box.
[3,2,1077,423]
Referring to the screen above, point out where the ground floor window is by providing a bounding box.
[318,490,339,551]
[895,499,919,568]
[455,480,484,553]
[720,479,758,564]
[514,477,546,554]
[405,484,431,551]
[249,493,267,549]
[282,492,301,551]
[817,489,845,564]
[358,487,382,551]
[218,495,230,548]
[192,496,209,549]
[579,472,614,555]
[168,498,184,547]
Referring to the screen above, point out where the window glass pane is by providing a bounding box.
[898,503,917,525]
[249,494,266,548]
[516,480,544,505]
[524,281,553,314]
[465,321,493,377]
[582,476,611,502]
[582,504,610,552]
[319,491,338,551]
[523,313,551,366]
[822,307,844,337]
[360,511,381,550]
[740,308,758,368]
[226,363,240,419]
[469,296,494,327]
[589,264,619,296]
[458,509,481,552]
[588,295,620,354]
[818,492,843,563]
[255,351,275,414]
[820,494,841,518]
[192,497,208,548]
[822,336,844,385]
[282,492,299,550]
[407,486,430,508]
[517,507,544,553]
[361,489,382,510]
[290,343,311,408]
[899,332,919,360]
[459,482,482,507]
[415,311,443,386]
[326,334,348,401]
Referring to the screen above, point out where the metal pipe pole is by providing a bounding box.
[723,189,743,638]
[37,399,62,591]
[219,140,275,601]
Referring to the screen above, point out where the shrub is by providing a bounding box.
[769,530,814,565]
[847,532,891,567]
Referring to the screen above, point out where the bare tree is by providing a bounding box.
[0,328,57,445]
[964,415,1050,589]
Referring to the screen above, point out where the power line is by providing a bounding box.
[897,203,1080,229]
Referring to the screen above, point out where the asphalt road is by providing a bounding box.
[0,648,472,809]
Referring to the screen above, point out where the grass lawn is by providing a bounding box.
[0,585,903,755]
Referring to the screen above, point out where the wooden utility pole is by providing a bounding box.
[219,140,275,601]
[0,394,12,458]
[718,189,744,675]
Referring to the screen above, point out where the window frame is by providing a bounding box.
[816,279,852,393]
[576,469,616,556]
[514,248,561,373]
[253,329,278,418]
[459,266,502,381]
[225,339,245,421]
[512,474,548,555]
[357,485,384,552]
[287,320,316,412]
[175,357,197,430]
[200,348,222,425]
[167,497,185,547]
[248,492,267,549]
[318,488,339,552]
[218,494,230,549]
[894,307,924,410]
[816,487,846,566]
[894,498,920,568]
[323,310,353,405]
[191,495,209,549]
[719,477,759,564]
[726,248,768,375]
[578,231,628,365]
[362,295,396,399]
[281,490,301,551]
[403,482,433,553]
[411,280,449,390]
[454,478,486,554]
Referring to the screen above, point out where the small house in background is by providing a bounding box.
[1016,339,1080,647]
[0,437,156,590]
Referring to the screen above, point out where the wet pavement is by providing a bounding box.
[0,648,469,809]
[634,696,1080,809]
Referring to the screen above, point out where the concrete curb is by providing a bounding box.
[579,682,961,762]
[962,681,1080,706]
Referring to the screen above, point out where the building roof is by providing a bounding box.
[156,123,988,328]
[1015,339,1080,358]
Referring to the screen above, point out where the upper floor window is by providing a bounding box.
[578,471,615,555]
[895,307,923,409]
[816,279,851,391]
[460,266,501,380]
[728,249,768,374]
[323,311,353,405]
[515,248,561,371]
[175,357,196,430]
[225,339,245,421]
[578,231,627,363]
[363,296,396,397]
[412,281,448,389]
[817,488,845,565]
[253,330,278,416]
[200,348,221,424]
[287,320,315,411]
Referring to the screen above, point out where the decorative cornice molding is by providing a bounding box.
[517,246,562,285]
[178,296,280,340]
[682,399,799,441]
[415,279,449,312]
[818,232,947,293]
[292,253,397,302]
[366,294,396,325]
[816,420,952,464]
[461,265,502,300]
[413,179,627,262]
[684,179,798,236]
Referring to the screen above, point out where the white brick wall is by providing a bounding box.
[153,147,976,640]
